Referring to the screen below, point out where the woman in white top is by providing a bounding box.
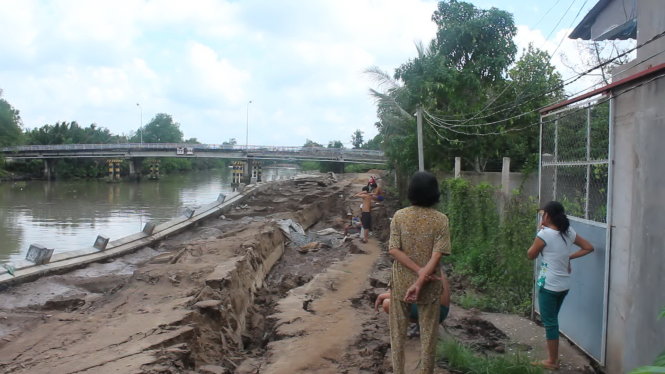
[527,201,594,370]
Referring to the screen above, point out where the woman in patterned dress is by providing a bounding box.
[388,171,451,374]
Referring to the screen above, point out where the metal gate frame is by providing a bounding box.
[536,95,614,365]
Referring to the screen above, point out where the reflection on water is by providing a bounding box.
[0,166,298,264]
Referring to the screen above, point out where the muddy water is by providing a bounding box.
[0,166,298,264]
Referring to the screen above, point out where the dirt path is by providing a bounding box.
[259,238,380,374]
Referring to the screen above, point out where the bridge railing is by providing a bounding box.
[1,143,385,159]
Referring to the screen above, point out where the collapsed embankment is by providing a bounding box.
[0,173,391,373]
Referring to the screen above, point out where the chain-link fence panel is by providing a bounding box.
[540,99,610,223]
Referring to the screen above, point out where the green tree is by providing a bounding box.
[362,133,383,150]
[25,121,117,145]
[0,90,23,146]
[368,0,562,175]
[327,140,344,148]
[303,139,322,148]
[134,113,183,143]
[351,129,364,149]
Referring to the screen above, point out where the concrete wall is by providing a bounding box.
[605,32,665,374]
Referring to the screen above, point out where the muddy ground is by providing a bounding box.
[0,172,593,374]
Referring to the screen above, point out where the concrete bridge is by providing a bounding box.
[0,143,386,180]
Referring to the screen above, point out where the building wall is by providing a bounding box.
[590,0,635,40]
[606,66,665,374]
[612,0,665,80]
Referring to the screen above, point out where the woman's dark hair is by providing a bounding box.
[407,171,440,207]
[362,186,369,192]
[543,201,570,240]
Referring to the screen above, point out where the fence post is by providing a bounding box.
[500,157,511,219]
[501,157,511,197]
[454,157,461,178]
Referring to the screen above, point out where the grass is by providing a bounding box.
[456,291,494,311]
[437,339,543,374]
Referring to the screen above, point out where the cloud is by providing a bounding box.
[515,25,607,95]
[5,0,626,148]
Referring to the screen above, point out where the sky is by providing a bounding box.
[0,0,619,147]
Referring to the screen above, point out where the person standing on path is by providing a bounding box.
[388,171,451,374]
[353,186,373,243]
[527,201,594,370]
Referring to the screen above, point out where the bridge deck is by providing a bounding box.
[1,143,386,164]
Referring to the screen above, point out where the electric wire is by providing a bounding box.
[423,29,665,127]
[439,0,584,123]
[423,72,665,143]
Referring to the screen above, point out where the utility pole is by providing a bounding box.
[136,103,143,144]
[416,106,424,171]
[246,100,252,149]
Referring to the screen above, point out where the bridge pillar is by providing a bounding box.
[43,159,55,180]
[128,158,143,181]
[231,161,247,186]
[249,160,262,184]
[106,159,122,182]
[148,159,160,180]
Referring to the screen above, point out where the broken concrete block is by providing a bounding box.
[217,193,226,203]
[25,244,54,265]
[93,235,109,250]
[194,300,222,309]
[143,222,156,235]
[199,365,229,374]
[182,207,195,218]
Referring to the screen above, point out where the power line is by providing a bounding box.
[426,28,665,127]
[423,72,665,143]
[438,0,583,123]
[545,0,578,41]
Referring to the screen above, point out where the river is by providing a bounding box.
[0,166,300,264]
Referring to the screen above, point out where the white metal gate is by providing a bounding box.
[538,97,612,363]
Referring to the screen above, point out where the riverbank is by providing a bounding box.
[0,172,595,373]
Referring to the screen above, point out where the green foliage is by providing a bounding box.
[25,121,121,145]
[630,366,665,374]
[438,339,543,374]
[369,1,564,176]
[0,90,23,146]
[303,139,323,148]
[327,140,344,148]
[300,161,320,171]
[345,163,387,173]
[134,113,183,143]
[362,132,383,150]
[351,129,364,149]
[628,307,665,374]
[440,178,537,314]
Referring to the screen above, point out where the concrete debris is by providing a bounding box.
[315,228,342,236]
[276,219,305,240]
[199,364,229,374]
[194,300,222,309]
[297,241,330,254]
